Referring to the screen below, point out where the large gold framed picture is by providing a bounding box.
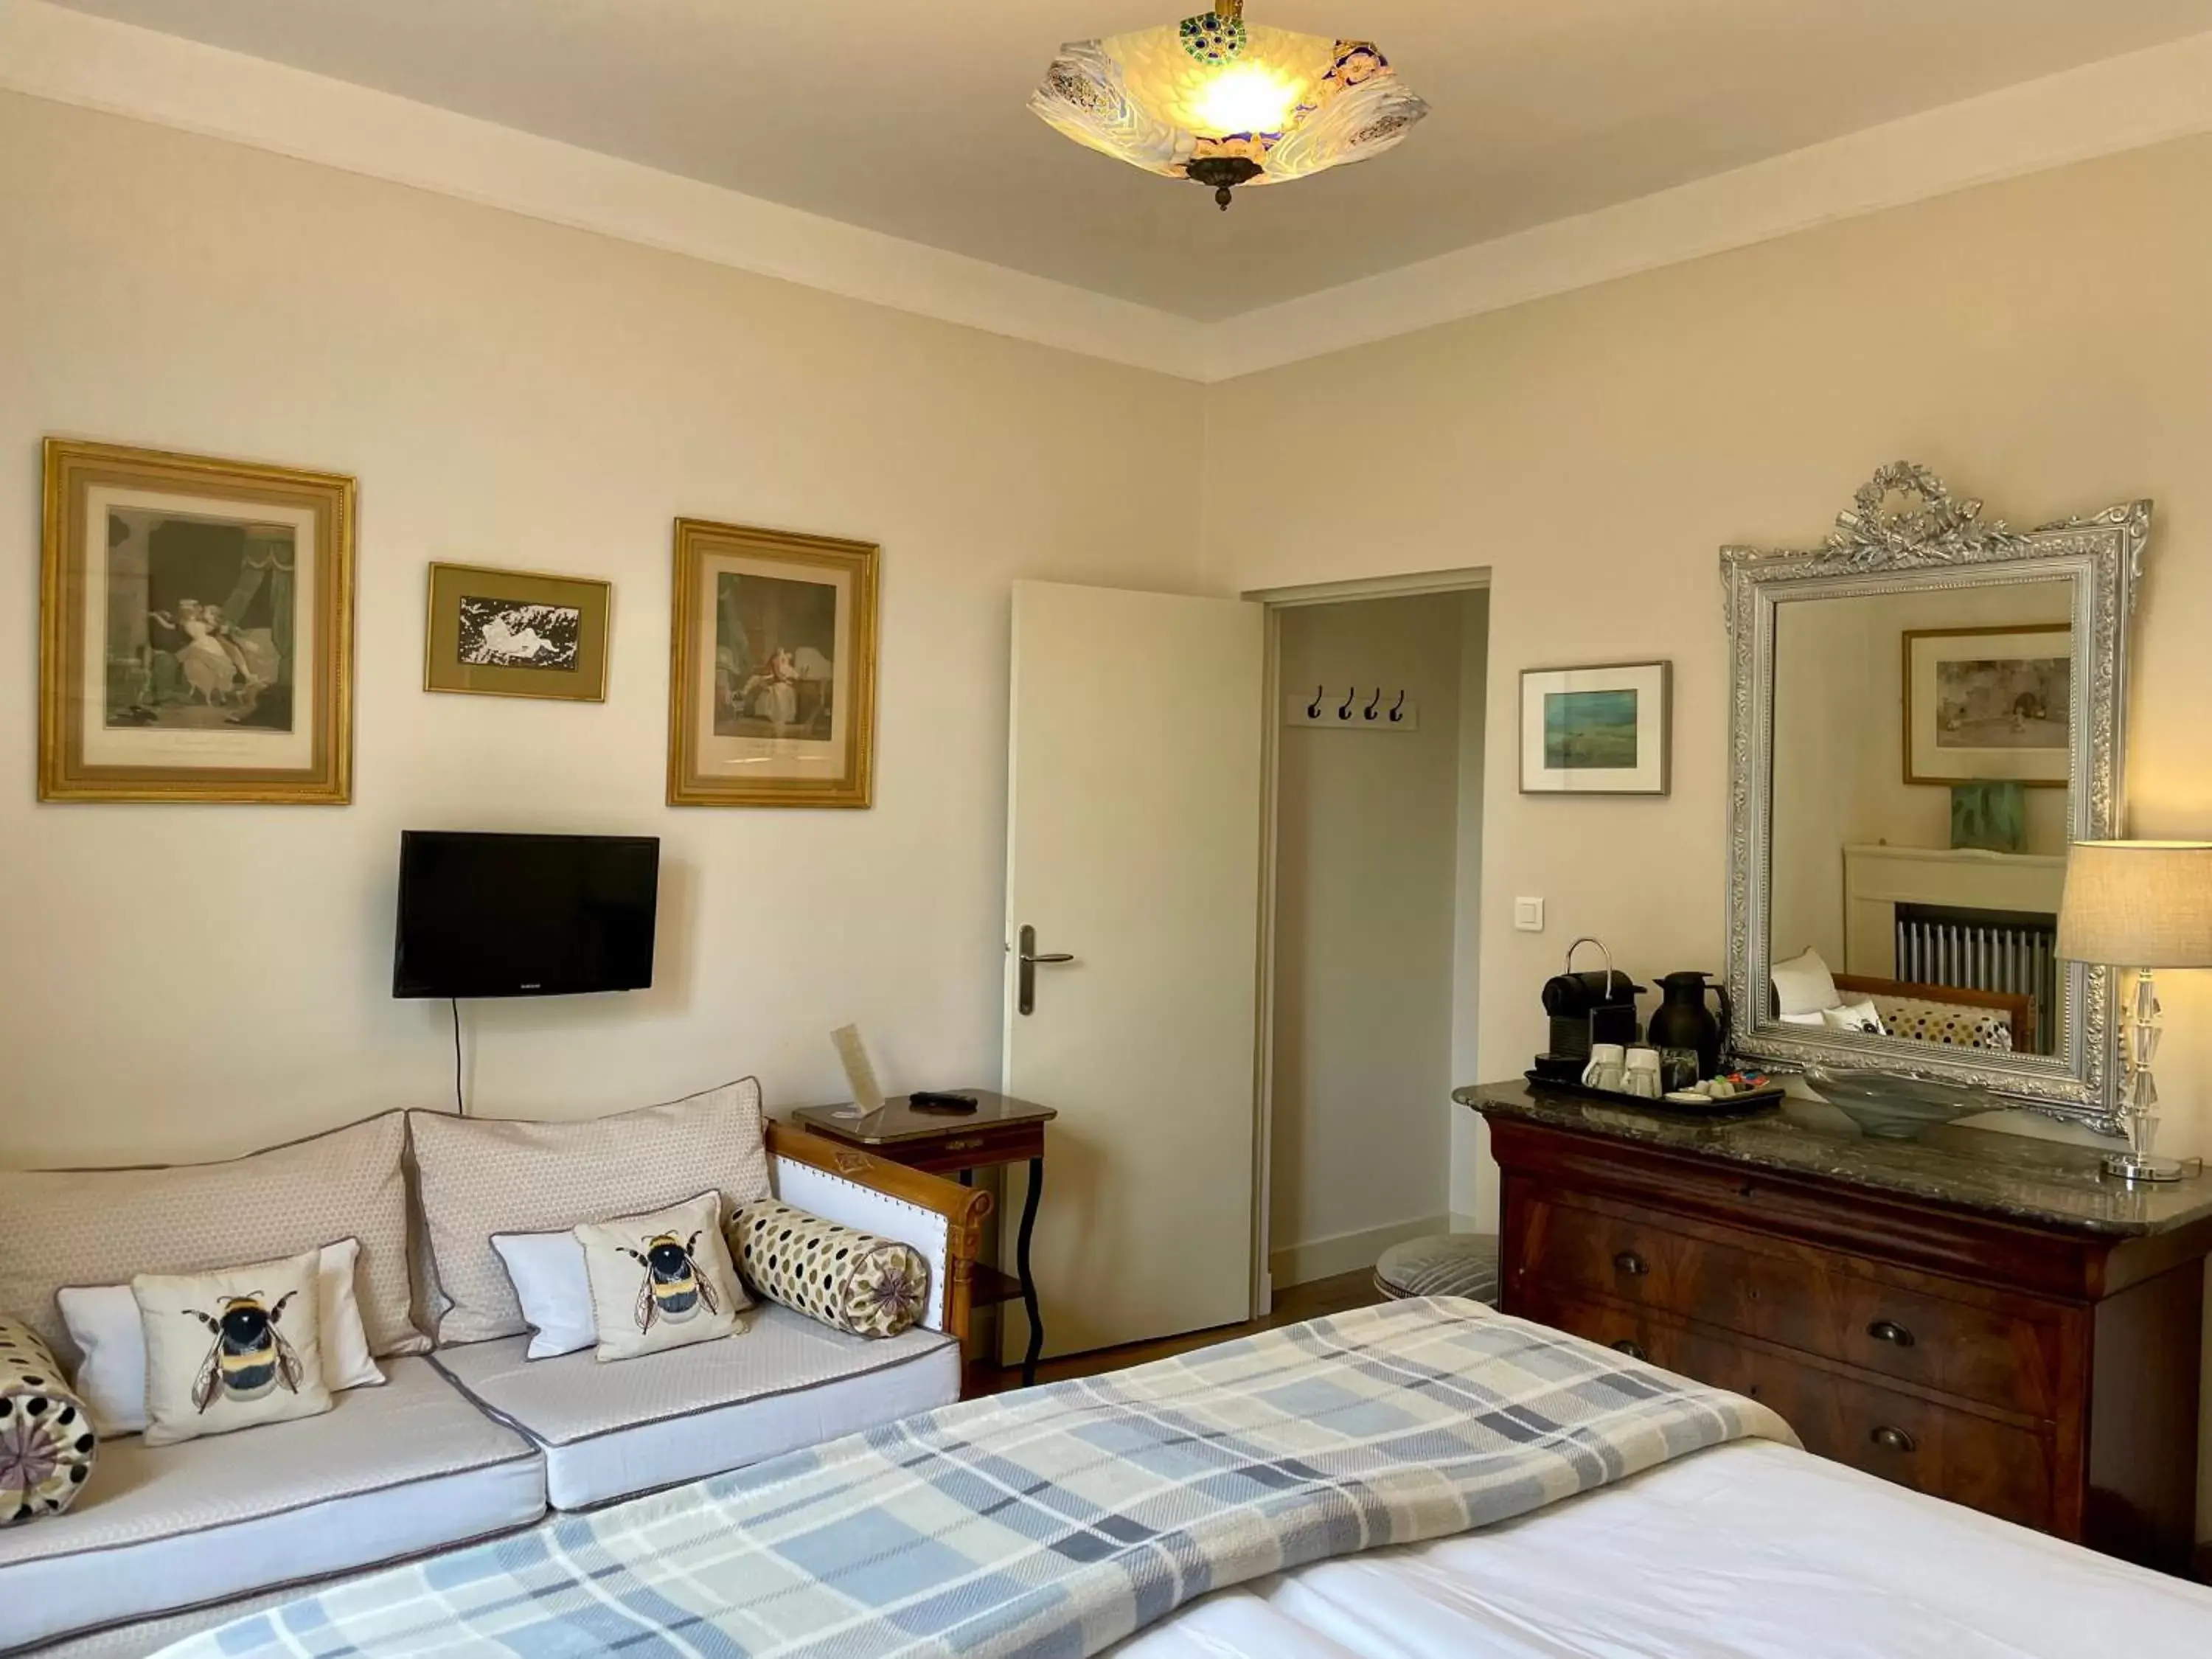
[667,518,878,808]
[39,439,355,804]
[424,563,611,702]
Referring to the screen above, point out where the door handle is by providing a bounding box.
[1016,924,1075,1017]
[1866,1319,1916,1349]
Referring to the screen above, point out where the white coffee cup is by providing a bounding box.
[1625,1046,1662,1072]
[1582,1043,1627,1092]
[1621,1068,1663,1099]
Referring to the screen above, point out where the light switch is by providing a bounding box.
[1514,897,1545,933]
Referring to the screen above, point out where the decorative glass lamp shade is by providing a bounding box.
[1032,4,1428,208]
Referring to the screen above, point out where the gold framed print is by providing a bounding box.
[424,563,611,702]
[39,439,355,804]
[1903,623,2072,787]
[667,518,878,808]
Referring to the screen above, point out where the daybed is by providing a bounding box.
[0,1086,988,1658]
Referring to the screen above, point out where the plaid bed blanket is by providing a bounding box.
[171,1298,1793,1659]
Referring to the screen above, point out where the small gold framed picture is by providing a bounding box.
[39,438,355,804]
[667,518,879,808]
[424,563,611,702]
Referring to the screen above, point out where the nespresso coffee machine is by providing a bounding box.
[1540,936,1644,1062]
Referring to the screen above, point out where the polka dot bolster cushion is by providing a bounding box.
[0,1316,97,1523]
[730,1200,931,1339]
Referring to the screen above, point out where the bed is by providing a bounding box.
[1115,1438,2211,1658]
[158,1299,2211,1659]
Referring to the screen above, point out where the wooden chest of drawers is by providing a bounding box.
[1472,1084,2212,1571]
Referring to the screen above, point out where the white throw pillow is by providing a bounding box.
[133,1248,332,1447]
[490,1230,598,1360]
[1821,998,1888,1037]
[1770,947,1841,1018]
[61,1237,383,1438]
[575,1191,748,1363]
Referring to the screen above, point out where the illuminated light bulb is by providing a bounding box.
[1191,61,1304,136]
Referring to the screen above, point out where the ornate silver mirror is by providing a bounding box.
[1722,463,2149,1126]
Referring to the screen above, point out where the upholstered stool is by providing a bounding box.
[1374,1234,1500,1305]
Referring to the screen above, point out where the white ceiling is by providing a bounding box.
[43,0,2212,320]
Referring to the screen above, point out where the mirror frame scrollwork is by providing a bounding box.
[1722,462,2149,1127]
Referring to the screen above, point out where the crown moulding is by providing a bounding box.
[6,0,2212,384]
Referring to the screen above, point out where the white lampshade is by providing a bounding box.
[2056,841,2212,967]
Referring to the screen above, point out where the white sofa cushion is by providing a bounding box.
[408,1078,771,1346]
[431,1302,959,1510]
[0,1113,423,1366]
[0,1357,543,1652]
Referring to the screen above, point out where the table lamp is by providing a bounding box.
[2056,840,2212,1183]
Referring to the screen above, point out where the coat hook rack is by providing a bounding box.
[1285,685,1421,733]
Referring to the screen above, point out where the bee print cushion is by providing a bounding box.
[574,1190,748,1363]
[1,1317,97,1523]
[133,1248,331,1447]
[731,1200,932,1339]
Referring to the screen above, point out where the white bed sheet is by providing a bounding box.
[1113,1439,2212,1658]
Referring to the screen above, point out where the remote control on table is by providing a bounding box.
[908,1091,979,1113]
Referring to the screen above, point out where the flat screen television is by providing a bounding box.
[394,831,659,999]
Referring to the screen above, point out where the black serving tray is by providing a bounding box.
[1523,1069,1785,1121]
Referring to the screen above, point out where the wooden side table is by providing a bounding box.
[792,1090,1057,1386]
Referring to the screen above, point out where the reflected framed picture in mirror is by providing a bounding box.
[1903,624,2070,786]
[1519,661,1671,796]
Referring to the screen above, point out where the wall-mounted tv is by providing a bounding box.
[393,831,659,999]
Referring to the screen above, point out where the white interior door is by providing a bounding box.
[1003,580,1265,1364]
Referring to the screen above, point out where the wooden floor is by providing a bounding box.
[967,1269,1384,1396]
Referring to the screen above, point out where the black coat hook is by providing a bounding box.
[1306,684,1324,719]
[1363,687,1382,721]
[1337,686,1356,720]
[1388,689,1407,723]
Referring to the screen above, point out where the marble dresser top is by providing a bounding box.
[1459,1079,2212,1238]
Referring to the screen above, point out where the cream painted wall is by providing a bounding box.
[1205,131,2212,1537]
[0,91,1207,1166]
[1770,581,2075,972]
[1270,593,1467,1282]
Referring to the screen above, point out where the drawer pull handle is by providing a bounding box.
[1613,1251,1649,1278]
[1866,1319,1916,1349]
[1611,1339,1649,1362]
[1870,1425,1917,1455]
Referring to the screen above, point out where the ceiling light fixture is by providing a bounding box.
[1030,1,1427,211]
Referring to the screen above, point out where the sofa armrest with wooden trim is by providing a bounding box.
[763,1123,993,1343]
[1831,972,2031,1053]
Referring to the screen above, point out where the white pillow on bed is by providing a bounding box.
[1771,948,1841,1017]
[489,1229,598,1360]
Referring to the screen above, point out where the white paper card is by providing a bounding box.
[831,1024,884,1115]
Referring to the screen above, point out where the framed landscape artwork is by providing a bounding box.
[1904,624,2071,787]
[39,439,355,804]
[424,563,611,702]
[667,518,879,808]
[1520,660,1672,796]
